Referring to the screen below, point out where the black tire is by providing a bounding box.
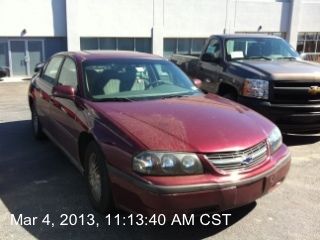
[31,105,45,140]
[222,92,237,101]
[84,141,114,214]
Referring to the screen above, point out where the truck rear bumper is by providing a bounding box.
[238,97,320,134]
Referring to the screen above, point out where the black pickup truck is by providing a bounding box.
[171,34,320,135]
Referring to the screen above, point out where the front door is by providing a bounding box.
[50,57,81,160]
[10,40,28,76]
[36,56,65,131]
[199,38,224,93]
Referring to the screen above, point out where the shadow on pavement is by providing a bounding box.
[0,120,255,240]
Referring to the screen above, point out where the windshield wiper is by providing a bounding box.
[275,56,297,60]
[245,56,272,61]
[95,97,135,102]
[160,93,196,99]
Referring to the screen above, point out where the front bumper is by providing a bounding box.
[108,151,291,217]
[238,96,320,134]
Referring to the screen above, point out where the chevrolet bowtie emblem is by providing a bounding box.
[308,86,320,95]
[241,156,254,166]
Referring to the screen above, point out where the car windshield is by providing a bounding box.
[83,59,201,101]
[225,37,299,61]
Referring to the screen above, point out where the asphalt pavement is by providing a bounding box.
[0,82,319,240]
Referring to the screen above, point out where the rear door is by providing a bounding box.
[198,38,224,93]
[34,56,64,131]
[49,57,82,160]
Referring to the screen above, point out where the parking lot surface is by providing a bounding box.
[0,82,319,240]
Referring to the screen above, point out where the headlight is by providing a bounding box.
[268,127,282,153]
[133,151,203,175]
[242,78,269,99]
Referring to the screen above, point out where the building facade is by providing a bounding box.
[0,0,319,76]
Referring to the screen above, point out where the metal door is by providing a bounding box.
[9,40,28,76]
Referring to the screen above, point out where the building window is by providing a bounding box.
[100,38,116,50]
[297,33,320,53]
[236,32,287,39]
[80,37,152,53]
[136,38,152,53]
[80,38,99,50]
[0,40,9,70]
[118,38,134,51]
[163,38,207,58]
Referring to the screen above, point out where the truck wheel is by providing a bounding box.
[222,92,237,101]
[31,105,45,140]
[84,141,114,214]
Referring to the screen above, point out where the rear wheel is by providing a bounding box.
[84,141,114,214]
[31,105,45,139]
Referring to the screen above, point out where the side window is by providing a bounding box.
[205,38,221,58]
[57,58,78,88]
[42,57,64,84]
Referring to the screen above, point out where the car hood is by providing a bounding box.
[91,94,275,153]
[231,60,320,81]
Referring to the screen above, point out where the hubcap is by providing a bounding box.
[88,153,102,202]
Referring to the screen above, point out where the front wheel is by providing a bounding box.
[84,141,114,214]
[31,105,45,140]
[221,92,237,101]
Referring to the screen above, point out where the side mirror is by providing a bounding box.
[0,69,6,78]
[193,78,202,88]
[201,53,220,64]
[34,62,45,73]
[299,53,306,60]
[0,66,9,78]
[52,85,76,100]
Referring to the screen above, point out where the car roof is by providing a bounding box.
[55,50,164,62]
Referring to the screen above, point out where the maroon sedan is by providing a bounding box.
[28,51,291,216]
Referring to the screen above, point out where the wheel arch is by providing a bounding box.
[218,83,239,97]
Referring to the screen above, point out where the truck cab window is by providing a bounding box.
[205,39,221,58]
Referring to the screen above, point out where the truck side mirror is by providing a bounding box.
[201,53,221,64]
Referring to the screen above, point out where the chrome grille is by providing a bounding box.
[206,141,268,172]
